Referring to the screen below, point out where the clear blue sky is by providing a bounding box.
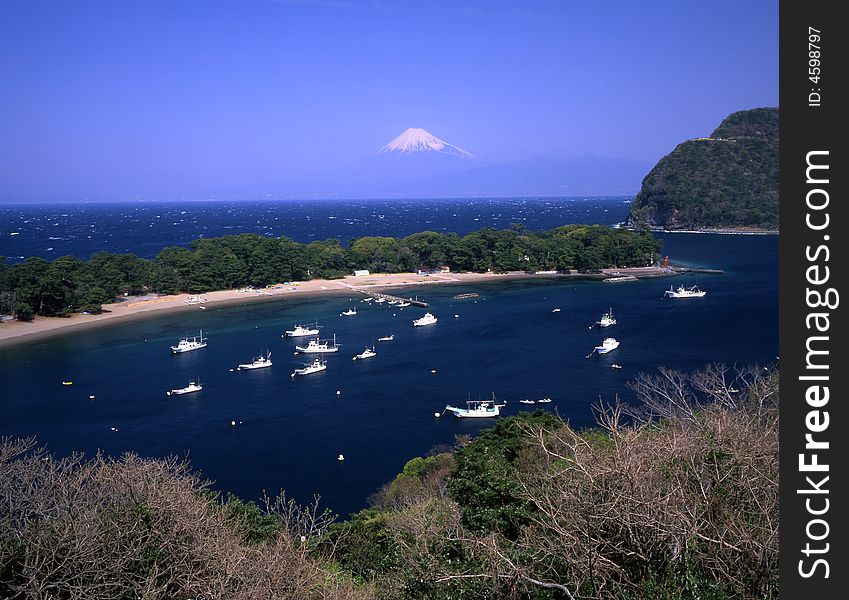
[0,0,778,201]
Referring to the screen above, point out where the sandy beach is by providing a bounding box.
[0,267,678,350]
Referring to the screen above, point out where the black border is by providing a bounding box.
[779,0,847,595]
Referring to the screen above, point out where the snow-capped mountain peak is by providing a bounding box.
[378,127,473,158]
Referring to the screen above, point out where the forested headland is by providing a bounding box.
[0,224,661,321]
[626,107,778,231]
[0,364,778,599]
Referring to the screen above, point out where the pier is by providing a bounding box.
[358,290,429,307]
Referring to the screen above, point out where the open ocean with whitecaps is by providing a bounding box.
[0,197,778,517]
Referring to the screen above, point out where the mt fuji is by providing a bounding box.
[378,128,473,158]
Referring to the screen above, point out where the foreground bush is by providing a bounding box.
[0,443,367,599]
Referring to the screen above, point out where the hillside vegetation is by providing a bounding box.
[1,364,778,599]
[627,108,778,230]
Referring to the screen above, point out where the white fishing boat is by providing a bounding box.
[397,301,411,307]
[552,308,561,313]
[362,297,374,303]
[537,397,552,403]
[283,322,321,338]
[238,350,272,370]
[444,395,504,418]
[664,284,706,298]
[519,399,536,405]
[413,312,438,327]
[170,330,207,354]
[594,337,620,354]
[340,307,357,316]
[596,307,617,327]
[611,364,623,369]
[291,357,327,377]
[377,334,394,342]
[167,379,203,396]
[295,334,340,354]
[352,347,376,361]
[374,297,387,304]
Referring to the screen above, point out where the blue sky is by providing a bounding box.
[0,0,778,200]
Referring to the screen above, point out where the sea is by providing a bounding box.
[0,197,778,518]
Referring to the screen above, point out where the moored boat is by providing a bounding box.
[352,347,376,361]
[596,307,616,327]
[238,350,272,370]
[413,312,438,327]
[170,330,207,354]
[664,284,706,298]
[283,322,321,338]
[594,337,620,354]
[295,334,340,354]
[340,307,357,316]
[167,379,203,396]
[444,395,504,418]
[291,357,327,377]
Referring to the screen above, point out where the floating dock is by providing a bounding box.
[359,290,429,307]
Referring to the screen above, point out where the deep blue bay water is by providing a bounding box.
[0,197,633,261]
[0,199,778,517]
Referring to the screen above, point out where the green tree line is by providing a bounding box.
[0,224,661,321]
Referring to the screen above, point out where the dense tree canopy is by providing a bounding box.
[627,108,778,230]
[0,225,661,321]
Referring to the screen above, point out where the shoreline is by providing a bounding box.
[0,267,682,350]
[619,223,778,235]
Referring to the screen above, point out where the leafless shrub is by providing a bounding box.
[506,365,780,598]
[0,439,369,599]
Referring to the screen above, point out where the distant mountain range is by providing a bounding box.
[290,128,651,198]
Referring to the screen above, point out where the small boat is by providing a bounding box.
[352,347,376,361]
[519,399,536,405]
[611,364,622,369]
[167,379,203,396]
[170,330,207,354]
[291,357,327,377]
[596,307,616,327]
[551,308,561,313]
[397,301,411,307]
[664,284,706,299]
[413,312,438,327]
[594,338,620,354]
[238,350,272,370]
[340,307,357,316]
[374,297,387,304]
[337,454,345,461]
[537,398,552,404]
[62,381,73,386]
[377,334,394,342]
[453,292,480,300]
[283,322,321,338]
[295,334,340,354]
[362,297,374,302]
[444,395,504,418]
